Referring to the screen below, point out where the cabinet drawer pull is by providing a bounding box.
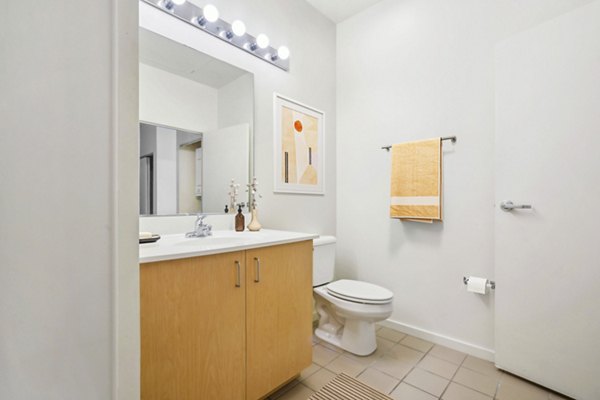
[254,257,260,283]
[234,261,241,288]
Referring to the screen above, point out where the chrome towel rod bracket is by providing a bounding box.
[381,136,457,151]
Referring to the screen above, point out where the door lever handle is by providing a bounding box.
[500,200,532,212]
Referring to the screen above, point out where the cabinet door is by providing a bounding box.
[245,241,313,400]
[141,252,246,400]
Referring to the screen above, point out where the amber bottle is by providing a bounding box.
[235,205,245,232]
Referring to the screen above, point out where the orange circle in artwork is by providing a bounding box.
[294,120,303,132]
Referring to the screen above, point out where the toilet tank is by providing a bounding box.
[313,236,336,287]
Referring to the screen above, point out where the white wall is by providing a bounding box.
[218,73,254,129]
[140,63,218,132]
[0,1,138,399]
[140,0,336,235]
[336,0,595,357]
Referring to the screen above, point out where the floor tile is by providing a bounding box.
[357,367,400,394]
[400,335,434,353]
[318,340,344,353]
[377,327,407,343]
[377,336,396,352]
[311,334,320,345]
[312,344,339,366]
[371,354,414,380]
[461,356,502,379]
[404,367,450,397]
[343,346,386,367]
[299,363,321,381]
[418,354,460,379]
[390,382,438,400]
[324,354,366,377]
[271,382,314,400]
[452,367,498,397]
[442,382,492,400]
[269,379,300,399]
[428,345,467,365]
[496,373,549,400]
[388,344,425,364]
[302,368,337,392]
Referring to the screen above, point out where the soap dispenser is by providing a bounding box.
[235,204,245,232]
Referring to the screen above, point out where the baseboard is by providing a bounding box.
[380,319,495,362]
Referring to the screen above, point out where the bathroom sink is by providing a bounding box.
[175,236,249,247]
[175,231,266,248]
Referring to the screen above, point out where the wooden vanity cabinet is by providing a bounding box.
[140,240,313,400]
[140,251,246,400]
[246,241,313,400]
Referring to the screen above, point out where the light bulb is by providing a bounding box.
[256,33,269,49]
[172,0,186,4]
[203,4,219,23]
[231,20,246,37]
[277,46,290,60]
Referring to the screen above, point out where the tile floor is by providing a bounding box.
[268,326,571,400]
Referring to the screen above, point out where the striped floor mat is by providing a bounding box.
[308,373,393,400]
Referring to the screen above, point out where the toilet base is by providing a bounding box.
[315,319,378,356]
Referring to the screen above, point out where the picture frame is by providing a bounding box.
[273,93,325,195]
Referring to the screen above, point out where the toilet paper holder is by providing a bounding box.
[463,277,496,290]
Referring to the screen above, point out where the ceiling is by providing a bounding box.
[304,0,383,23]
[139,28,249,89]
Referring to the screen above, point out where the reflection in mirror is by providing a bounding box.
[139,28,254,216]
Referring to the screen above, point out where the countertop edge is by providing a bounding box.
[140,233,319,264]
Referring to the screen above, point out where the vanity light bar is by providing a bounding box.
[142,0,290,71]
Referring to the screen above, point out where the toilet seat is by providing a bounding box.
[326,280,393,305]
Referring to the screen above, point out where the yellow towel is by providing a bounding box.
[390,138,442,222]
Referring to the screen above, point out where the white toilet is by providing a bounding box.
[313,236,394,356]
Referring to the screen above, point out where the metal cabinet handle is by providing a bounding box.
[234,260,241,288]
[254,257,260,283]
[500,200,532,212]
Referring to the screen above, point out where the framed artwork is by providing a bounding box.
[273,93,325,194]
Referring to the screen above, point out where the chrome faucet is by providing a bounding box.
[185,214,213,238]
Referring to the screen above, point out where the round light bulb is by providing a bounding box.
[256,33,270,49]
[231,20,246,37]
[172,0,186,4]
[277,46,290,60]
[203,4,219,22]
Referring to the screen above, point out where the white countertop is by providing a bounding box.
[139,229,318,263]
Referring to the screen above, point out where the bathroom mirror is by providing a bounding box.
[139,28,254,216]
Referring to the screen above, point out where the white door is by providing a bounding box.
[139,156,153,214]
[202,123,250,212]
[494,3,600,399]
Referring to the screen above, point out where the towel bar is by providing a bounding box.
[381,136,457,151]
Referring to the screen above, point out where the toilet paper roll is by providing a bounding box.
[467,277,488,295]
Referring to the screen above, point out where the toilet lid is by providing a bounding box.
[327,280,393,304]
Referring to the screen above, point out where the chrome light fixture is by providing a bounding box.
[160,0,186,11]
[143,0,290,71]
